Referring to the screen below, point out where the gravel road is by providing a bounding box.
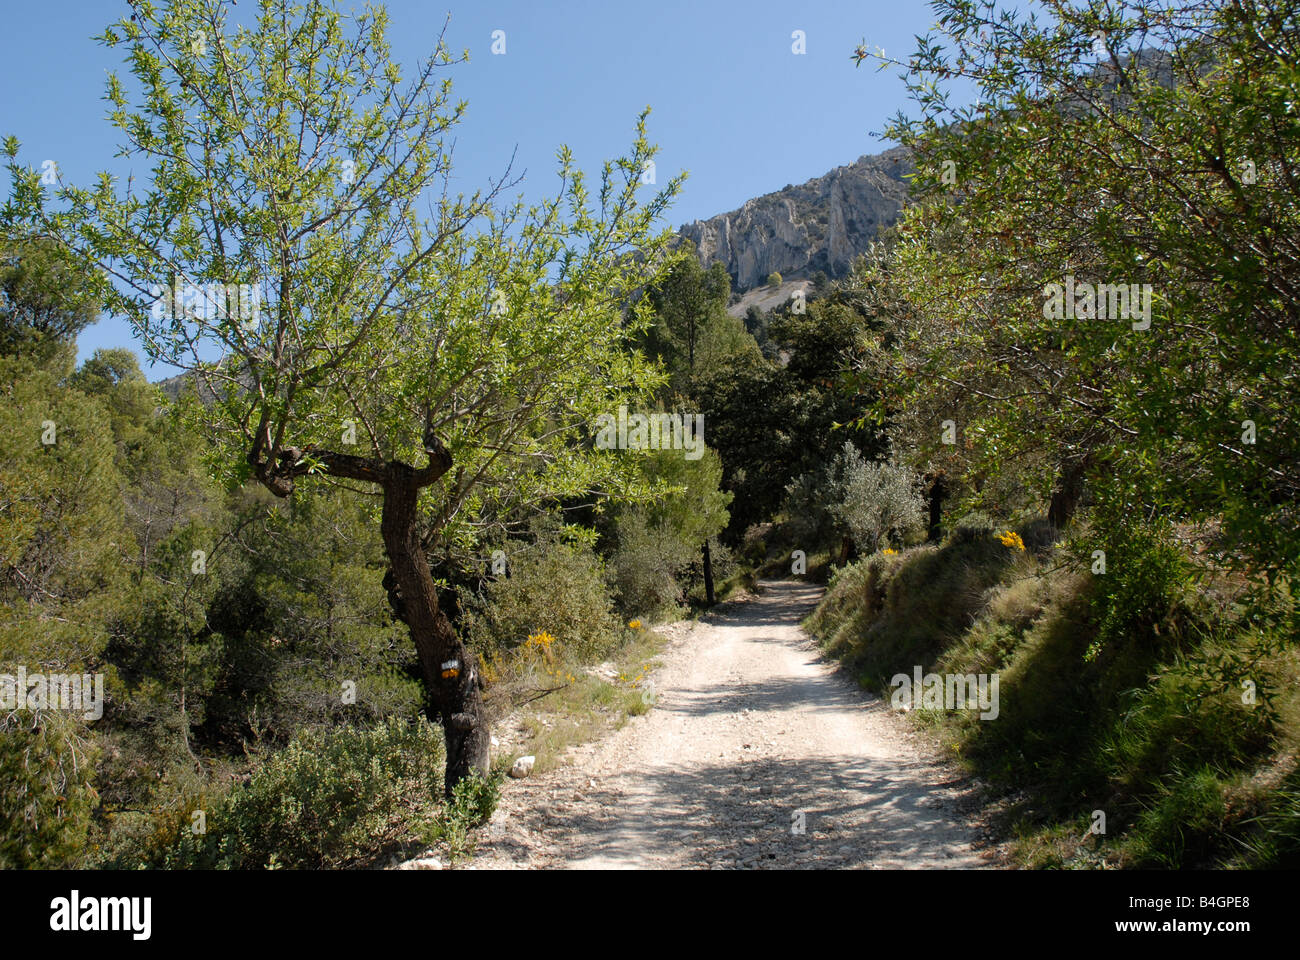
[467,579,996,870]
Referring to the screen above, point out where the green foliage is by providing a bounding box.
[610,447,731,617]
[826,441,925,554]
[225,495,420,739]
[1232,765,1300,869]
[1124,768,1231,869]
[5,0,689,637]
[105,488,421,755]
[694,310,764,374]
[766,271,782,288]
[0,130,463,868]
[0,355,128,673]
[432,770,504,858]
[6,0,1296,874]
[855,0,1300,583]
[831,2,1300,867]
[693,293,882,538]
[0,234,100,362]
[0,712,100,868]
[783,441,924,555]
[804,553,891,650]
[464,518,622,664]
[447,767,502,827]
[690,361,790,535]
[767,296,866,385]
[782,470,836,546]
[806,531,1292,868]
[809,534,1015,684]
[68,348,160,464]
[140,718,447,869]
[741,305,777,360]
[631,446,732,548]
[0,0,702,809]
[611,510,696,619]
[1084,520,1192,662]
[641,241,757,394]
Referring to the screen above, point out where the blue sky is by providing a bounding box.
[0,0,951,377]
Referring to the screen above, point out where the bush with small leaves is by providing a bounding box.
[0,713,99,869]
[827,442,926,554]
[611,508,697,619]
[463,519,621,665]
[137,718,447,869]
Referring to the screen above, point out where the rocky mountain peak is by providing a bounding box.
[680,145,913,292]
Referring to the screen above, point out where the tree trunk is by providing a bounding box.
[1047,459,1087,530]
[380,468,490,796]
[926,472,946,543]
[701,539,715,605]
[247,438,489,796]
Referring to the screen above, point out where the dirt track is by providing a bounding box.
[467,579,995,869]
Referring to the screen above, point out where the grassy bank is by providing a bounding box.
[488,620,668,778]
[803,519,1300,868]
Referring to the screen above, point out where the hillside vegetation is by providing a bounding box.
[2,0,1297,871]
[786,0,1300,867]
[804,520,1299,868]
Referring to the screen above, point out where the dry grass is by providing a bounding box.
[486,623,668,775]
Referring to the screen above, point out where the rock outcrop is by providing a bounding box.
[679,145,912,292]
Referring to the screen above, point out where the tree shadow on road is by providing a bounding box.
[489,750,991,870]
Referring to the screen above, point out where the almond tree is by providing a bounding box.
[6,0,682,791]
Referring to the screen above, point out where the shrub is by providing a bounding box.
[806,518,1297,868]
[1084,520,1192,662]
[611,508,697,619]
[804,523,1035,686]
[464,521,621,664]
[827,442,926,554]
[140,718,449,869]
[782,470,836,545]
[782,444,926,557]
[609,446,732,617]
[0,713,99,868]
[946,510,996,542]
[766,271,782,288]
[433,770,505,857]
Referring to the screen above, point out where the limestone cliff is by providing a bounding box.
[679,145,912,291]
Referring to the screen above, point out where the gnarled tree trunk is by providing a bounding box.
[379,468,490,795]
[250,436,490,796]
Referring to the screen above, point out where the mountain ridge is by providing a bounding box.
[679,145,913,292]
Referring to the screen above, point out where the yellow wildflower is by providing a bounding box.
[998,530,1026,551]
[525,630,557,649]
